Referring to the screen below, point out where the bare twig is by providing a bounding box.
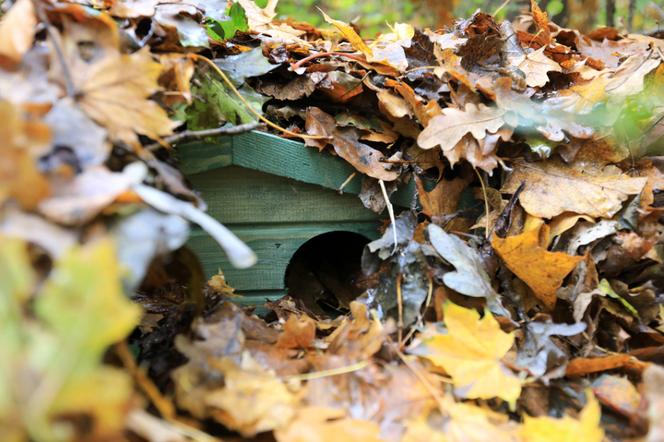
[378,179,398,255]
[337,172,357,193]
[33,0,75,98]
[145,122,261,151]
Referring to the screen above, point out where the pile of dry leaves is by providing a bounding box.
[1,0,664,440]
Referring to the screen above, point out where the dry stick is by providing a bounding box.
[290,51,367,71]
[395,349,448,415]
[284,360,370,382]
[338,172,357,193]
[33,0,75,98]
[145,121,261,151]
[115,342,176,420]
[474,167,491,239]
[378,179,398,255]
[493,0,512,16]
[189,54,326,141]
[396,272,404,346]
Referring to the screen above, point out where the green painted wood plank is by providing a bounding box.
[177,138,233,175]
[188,221,379,289]
[188,166,382,224]
[177,130,415,208]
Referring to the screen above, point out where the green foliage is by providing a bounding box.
[206,2,249,42]
[184,71,267,129]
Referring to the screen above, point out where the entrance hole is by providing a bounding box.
[284,231,370,316]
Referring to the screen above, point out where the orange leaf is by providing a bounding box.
[530,0,551,44]
[565,355,649,377]
[276,314,316,349]
[492,224,583,309]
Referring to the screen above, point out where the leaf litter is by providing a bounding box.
[1,0,664,441]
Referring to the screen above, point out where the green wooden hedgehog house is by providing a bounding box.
[178,130,413,306]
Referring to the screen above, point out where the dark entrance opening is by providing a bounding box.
[284,231,370,316]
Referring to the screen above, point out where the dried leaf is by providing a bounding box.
[512,47,562,87]
[412,302,521,406]
[320,10,373,59]
[501,160,647,219]
[305,107,399,181]
[417,103,506,152]
[0,0,36,66]
[492,224,583,309]
[274,407,384,442]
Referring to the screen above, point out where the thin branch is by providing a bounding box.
[145,121,261,151]
[33,0,75,98]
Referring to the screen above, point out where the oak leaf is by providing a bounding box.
[501,160,647,218]
[412,302,521,406]
[492,224,583,309]
[417,103,506,152]
[521,391,604,442]
[512,47,562,87]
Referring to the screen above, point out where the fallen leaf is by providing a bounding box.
[530,0,551,43]
[501,160,647,218]
[492,223,583,309]
[565,354,649,376]
[417,103,506,152]
[203,355,298,437]
[412,302,521,406]
[63,23,177,148]
[521,391,604,442]
[511,47,562,87]
[274,407,384,442]
[428,224,508,316]
[38,164,146,226]
[276,314,316,349]
[644,364,664,442]
[0,100,51,210]
[606,54,661,98]
[0,0,36,66]
[591,374,641,420]
[403,398,518,442]
[305,107,399,181]
[320,10,373,59]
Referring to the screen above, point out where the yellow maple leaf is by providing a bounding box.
[492,224,583,309]
[521,391,604,442]
[403,398,518,442]
[413,302,521,407]
[274,406,384,442]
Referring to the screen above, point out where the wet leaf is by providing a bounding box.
[428,224,507,316]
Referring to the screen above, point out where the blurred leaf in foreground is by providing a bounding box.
[0,238,141,441]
